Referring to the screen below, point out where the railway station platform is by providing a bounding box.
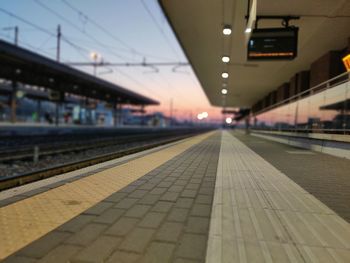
[0,130,350,262]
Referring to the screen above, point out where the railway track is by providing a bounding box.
[0,132,199,191]
[0,132,183,162]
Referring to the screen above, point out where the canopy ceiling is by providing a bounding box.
[159,0,350,107]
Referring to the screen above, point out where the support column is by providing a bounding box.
[141,105,145,126]
[113,102,117,126]
[55,102,59,126]
[245,115,251,134]
[37,100,41,123]
[118,104,123,126]
[10,80,17,123]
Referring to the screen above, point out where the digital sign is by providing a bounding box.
[343,54,350,72]
[247,27,299,60]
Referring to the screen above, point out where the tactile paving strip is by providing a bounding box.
[0,132,214,260]
[206,131,350,263]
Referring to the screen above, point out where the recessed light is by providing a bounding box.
[222,72,229,78]
[225,117,233,124]
[223,25,232,35]
[221,88,228,95]
[222,56,230,63]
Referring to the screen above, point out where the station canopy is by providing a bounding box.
[0,39,159,106]
[159,0,350,108]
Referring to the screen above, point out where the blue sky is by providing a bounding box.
[0,0,222,122]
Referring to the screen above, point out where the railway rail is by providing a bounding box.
[0,132,184,162]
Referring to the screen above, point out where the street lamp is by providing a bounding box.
[197,112,209,121]
[90,51,101,76]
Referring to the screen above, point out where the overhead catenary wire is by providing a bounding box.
[140,0,182,60]
[0,32,77,63]
[60,0,172,61]
[61,35,91,62]
[0,4,177,116]
[0,7,56,37]
[60,35,177,61]
[33,1,188,70]
[0,7,90,62]
[61,0,137,54]
[115,68,168,102]
[33,0,130,61]
[35,0,191,104]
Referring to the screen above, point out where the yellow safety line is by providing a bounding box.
[0,131,215,260]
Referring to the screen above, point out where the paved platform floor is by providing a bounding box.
[1,132,220,262]
[1,130,350,262]
[233,131,350,222]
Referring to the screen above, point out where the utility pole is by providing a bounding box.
[55,25,61,126]
[56,25,61,62]
[14,26,18,46]
[3,25,19,122]
[169,98,173,127]
[3,26,18,45]
[222,95,226,128]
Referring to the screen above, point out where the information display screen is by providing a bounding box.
[343,54,350,72]
[247,27,299,60]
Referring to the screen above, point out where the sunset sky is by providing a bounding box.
[0,0,223,123]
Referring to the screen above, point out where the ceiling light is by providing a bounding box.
[223,25,232,35]
[222,72,229,78]
[225,117,233,124]
[222,56,230,63]
[221,88,228,95]
[245,28,252,33]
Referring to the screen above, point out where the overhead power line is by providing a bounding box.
[61,0,156,60]
[140,0,181,60]
[61,0,178,61]
[65,61,189,67]
[34,0,129,61]
[0,7,91,61]
[0,7,55,37]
